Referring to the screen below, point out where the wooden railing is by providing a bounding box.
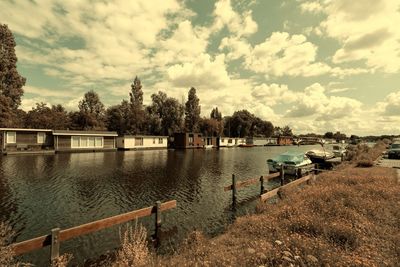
[224,171,281,205]
[11,200,177,262]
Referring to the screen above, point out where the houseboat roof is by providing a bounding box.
[0,128,52,132]
[53,130,118,136]
[119,135,169,138]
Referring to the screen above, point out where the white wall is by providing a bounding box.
[117,136,168,149]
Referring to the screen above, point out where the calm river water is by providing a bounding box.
[0,145,319,265]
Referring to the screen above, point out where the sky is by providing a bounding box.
[1,0,400,136]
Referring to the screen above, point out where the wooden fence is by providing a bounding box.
[224,171,282,205]
[10,200,177,262]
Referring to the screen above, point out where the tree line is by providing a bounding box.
[0,24,277,138]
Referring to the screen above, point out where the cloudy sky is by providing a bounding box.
[1,0,400,135]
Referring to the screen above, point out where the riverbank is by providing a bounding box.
[156,164,399,266]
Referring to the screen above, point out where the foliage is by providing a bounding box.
[323,131,334,139]
[224,110,274,137]
[0,24,26,127]
[210,107,222,121]
[184,87,201,132]
[73,90,106,130]
[129,76,143,108]
[199,117,223,137]
[128,76,145,134]
[148,91,184,136]
[281,125,293,136]
[25,103,70,129]
[106,100,132,135]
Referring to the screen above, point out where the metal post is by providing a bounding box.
[341,153,344,162]
[260,176,264,195]
[232,174,237,205]
[280,164,285,186]
[155,201,162,247]
[50,228,60,262]
[314,163,318,174]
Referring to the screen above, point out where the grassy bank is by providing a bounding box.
[158,165,399,266]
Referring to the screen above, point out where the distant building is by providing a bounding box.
[116,135,168,150]
[53,130,118,152]
[0,128,54,154]
[174,133,204,149]
[277,136,293,146]
[219,137,246,147]
[203,136,218,148]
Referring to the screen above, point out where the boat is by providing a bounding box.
[331,144,347,158]
[203,145,213,149]
[305,149,335,164]
[267,151,314,176]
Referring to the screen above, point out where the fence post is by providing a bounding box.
[280,164,285,186]
[314,163,318,174]
[154,201,162,247]
[232,174,237,205]
[341,153,344,162]
[50,228,60,262]
[260,176,264,195]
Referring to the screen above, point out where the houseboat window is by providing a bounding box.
[71,136,80,148]
[37,132,45,144]
[158,138,163,144]
[198,134,202,137]
[80,137,88,147]
[135,137,143,146]
[188,136,194,145]
[221,138,225,142]
[88,137,95,147]
[228,139,232,143]
[153,138,156,144]
[95,137,103,147]
[6,132,16,143]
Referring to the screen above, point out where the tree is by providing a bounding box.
[210,107,222,121]
[0,24,26,127]
[128,76,145,134]
[324,131,334,139]
[148,91,184,136]
[199,117,224,136]
[281,125,293,136]
[251,117,274,137]
[73,90,106,130]
[25,103,70,129]
[184,87,201,132]
[229,110,254,137]
[106,100,131,135]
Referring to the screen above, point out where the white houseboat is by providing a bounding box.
[117,135,168,150]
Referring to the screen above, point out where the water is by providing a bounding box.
[0,145,319,265]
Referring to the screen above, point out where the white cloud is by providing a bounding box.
[167,54,230,89]
[318,0,400,73]
[300,1,323,13]
[376,91,400,116]
[244,32,331,77]
[213,0,258,36]
[219,37,251,61]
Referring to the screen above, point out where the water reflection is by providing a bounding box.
[0,145,319,265]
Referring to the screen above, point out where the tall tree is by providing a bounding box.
[128,76,145,134]
[210,107,222,121]
[281,125,293,136]
[0,24,26,127]
[184,87,201,132]
[199,117,223,136]
[73,90,106,130]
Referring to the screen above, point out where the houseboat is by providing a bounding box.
[174,133,204,149]
[203,136,217,148]
[116,135,168,150]
[53,130,117,152]
[0,128,54,155]
[277,136,293,146]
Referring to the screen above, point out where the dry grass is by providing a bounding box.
[51,254,73,267]
[346,141,387,168]
[112,223,151,267]
[159,165,400,266]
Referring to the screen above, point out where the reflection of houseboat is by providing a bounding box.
[117,135,168,150]
[174,133,204,149]
[0,128,54,154]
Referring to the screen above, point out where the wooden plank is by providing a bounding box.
[224,173,280,191]
[11,200,176,256]
[260,175,312,202]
